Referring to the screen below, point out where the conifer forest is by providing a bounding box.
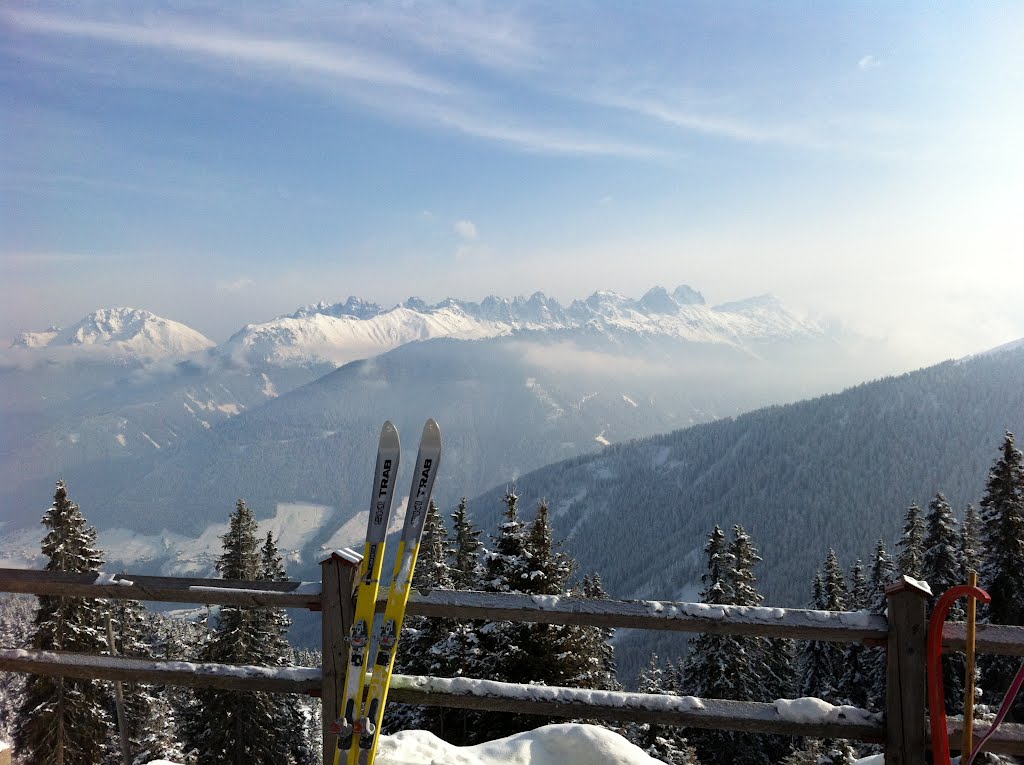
[2,431,1024,765]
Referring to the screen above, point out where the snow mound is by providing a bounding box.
[376,723,660,765]
[774,697,880,725]
[142,724,657,765]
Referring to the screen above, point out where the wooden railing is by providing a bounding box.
[2,559,1024,765]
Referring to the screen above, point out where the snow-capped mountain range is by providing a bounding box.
[0,283,859,589]
[9,307,214,360]
[8,286,825,368]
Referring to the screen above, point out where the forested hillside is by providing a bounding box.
[468,346,1024,675]
[88,329,826,546]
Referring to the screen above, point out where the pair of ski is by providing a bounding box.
[332,419,442,765]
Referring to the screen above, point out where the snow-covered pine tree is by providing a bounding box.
[477,495,617,741]
[578,573,619,692]
[840,561,871,708]
[181,500,292,763]
[394,497,487,745]
[482,488,531,595]
[15,481,112,765]
[897,502,926,579]
[684,526,790,765]
[450,497,483,590]
[961,503,983,578]
[865,540,895,710]
[258,531,313,764]
[628,655,701,765]
[821,549,849,612]
[798,550,847,704]
[106,596,178,763]
[681,526,732,698]
[922,492,966,712]
[393,499,462,737]
[923,493,963,600]
[160,611,209,756]
[979,432,1024,702]
[0,594,34,744]
[477,489,532,704]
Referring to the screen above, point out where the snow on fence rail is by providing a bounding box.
[3,564,1024,765]
[3,566,1022,652]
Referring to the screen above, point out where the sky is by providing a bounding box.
[1,1,1022,367]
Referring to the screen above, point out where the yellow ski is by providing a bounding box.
[332,421,400,764]
[352,418,442,765]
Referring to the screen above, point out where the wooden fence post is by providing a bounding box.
[321,550,360,765]
[885,575,931,765]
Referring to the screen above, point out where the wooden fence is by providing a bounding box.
[2,558,1024,765]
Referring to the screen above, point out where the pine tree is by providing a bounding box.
[182,500,292,764]
[393,500,461,737]
[628,655,701,764]
[865,540,895,711]
[578,574,619,692]
[897,503,926,579]
[684,526,790,765]
[15,481,112,765]
[867,540,896,614]
[482,488,530,594]
[961,503,983,579]
[107,597,176,763]
[406,497,486,745]
[923,493,963,600]
[0,594,33,744]
[476,495,616,741]
[450,497,483,591]
[979,432,1024,701]
[840,561,871,708]
[798,550,846,704]
[476,488,531,708]
[681,527,733,698]
[922,493,966,712]
[258,531,312,764]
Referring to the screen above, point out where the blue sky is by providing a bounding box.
[1,1,1022,364]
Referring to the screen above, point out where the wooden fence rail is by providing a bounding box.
[2,562,1023,765]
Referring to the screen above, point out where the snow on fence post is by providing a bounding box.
[885,575,931,765]
[320,550,360,764]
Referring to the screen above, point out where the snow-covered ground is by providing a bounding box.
[142,724,661,764]
[140,723,886,765]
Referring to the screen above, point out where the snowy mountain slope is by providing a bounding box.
[9,308,213,361]
[468,343,1024,680]
[216,304,513,367]
[62,328,825,544]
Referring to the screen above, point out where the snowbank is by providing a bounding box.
[145,724,657,765]
[376,724,659,765]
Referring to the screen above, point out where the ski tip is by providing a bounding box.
[379,421,400,449]
[421,418,441,446]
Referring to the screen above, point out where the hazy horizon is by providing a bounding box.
[3,2,1022,367]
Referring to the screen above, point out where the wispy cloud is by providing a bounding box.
[333,3,541,73]
[454,220,478,240]
[4,7,654,159]
[419,100,660,157]
[215,277,255,294]
[6,9,453,96]
[596,94,822,148]
[858,54,882,71]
